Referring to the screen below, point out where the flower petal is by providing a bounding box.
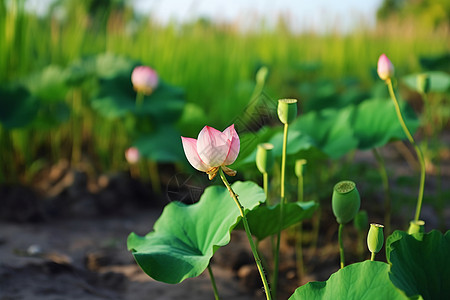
[377,54,394,81]
[222,124,240,165]
[181,137,209,172]
[197,126,229,167]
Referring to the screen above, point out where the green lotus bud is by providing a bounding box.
[367,223,384,254]
[295,159,307,178]
[256,143,274,174]
[416,74,430,94]
[277,99,298,125]
[407,220,425,235]
[353,210,369,232]
[332,180,361,224]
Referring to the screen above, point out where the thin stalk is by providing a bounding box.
[207,264,220,300]
[273,123,289,297]
[219,169,272,300]
[296,173,305,280]
[386,78,426,222]
[71,88,83,165]
[263,172,269,201]
[372,148,391,235]
[338,223,345,269]
[370,252,376,261]
[136,91,144,107]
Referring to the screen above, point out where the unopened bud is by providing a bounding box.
[367,223,384,254]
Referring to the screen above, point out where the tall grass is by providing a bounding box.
[0,1,449,180]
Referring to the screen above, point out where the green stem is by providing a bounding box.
[219,169,272,300]
[338,223,345,269]
[370,252,376,261]
[207,264,220,300]
[296,173,305,279]
[372,148,391,235]
[386,79,426,222]
[273,123,289,297]
[263,172,269,202]
[136,91,144,107]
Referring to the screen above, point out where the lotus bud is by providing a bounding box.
[377,54,395,81]
[407,220,425,235]
[354,210,369,232]
[416,74,430,94]
[256,143,274,174]
[295,159,307,178]
[125,147,140,164]
[332,180,361,224]
[277,99,298,125]
[131,66,159,95]
[367,223,384,254]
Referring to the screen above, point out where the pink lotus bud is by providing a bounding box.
[377,54,395,81]
[125,147,140,164]
[181,124,240,179]
[131,66,159,95]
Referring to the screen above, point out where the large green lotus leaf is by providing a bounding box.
[30,102,70,129]
[0,85,39,129]
[386,230,450,299]
[351,98,420,150]
[403,71,450,93]
[133,126,185,163]
[24,65,69,102]
[236,201,318,241]
[127,181,265,283]
[289,261,417,300]
[292,107,358,158]
[91,74,184,122]
[95,53,137,79]
[419,53,450,71]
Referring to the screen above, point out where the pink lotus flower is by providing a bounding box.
[131,66,159,95]
[125,147,140,164]
[181,125,240,179]
[377,54,395,81]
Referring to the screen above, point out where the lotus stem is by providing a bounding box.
[386,78,426,222]
[219,169,272,300]
[207,264,220,300]
[371,252,376,261]
[273,122,289,297]
[338,223,345,269]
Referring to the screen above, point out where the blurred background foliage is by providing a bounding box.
[0,0,449,190]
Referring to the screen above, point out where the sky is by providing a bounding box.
[27,0,384,32]
[133,0,384,32]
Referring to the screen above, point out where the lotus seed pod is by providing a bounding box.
[277,99,298,125]
[256,143,274,174]
[367,223,384,254]
[407,220,425,235]
[295,159,307,178]
[353,210,369,232]
[416,74,430,94]
[332,180,361,224]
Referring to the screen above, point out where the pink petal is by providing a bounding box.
[222,124,240,165]
[197,126,229,167]
[181,137,209,172]
[377,54,394,80]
